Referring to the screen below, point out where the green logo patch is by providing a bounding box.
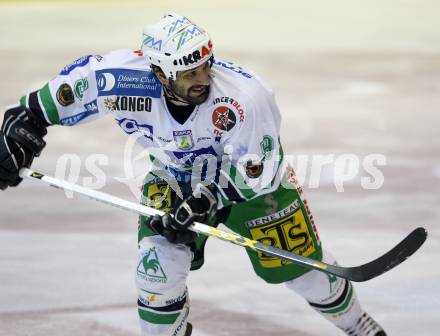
[74,78,89,100]
[260,135,274,159]
[137,247,167,283]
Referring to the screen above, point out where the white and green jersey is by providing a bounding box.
[19,50,284,205]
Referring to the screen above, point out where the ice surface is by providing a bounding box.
[1,1,439,335]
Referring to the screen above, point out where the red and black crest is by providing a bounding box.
[212,106,236,131]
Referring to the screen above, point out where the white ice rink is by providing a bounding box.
[0,1,439,335]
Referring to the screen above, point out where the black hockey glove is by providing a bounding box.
[149,184,218,244]
[0,106,48,190]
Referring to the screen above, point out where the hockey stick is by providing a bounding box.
[19,168,427,282]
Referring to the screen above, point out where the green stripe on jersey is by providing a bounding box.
[39,84,60,124]
[229,164,258,199]
[138,308,180,324]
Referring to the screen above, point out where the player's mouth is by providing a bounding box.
[190,85,209,96]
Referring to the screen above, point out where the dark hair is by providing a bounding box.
[150,64,164,78]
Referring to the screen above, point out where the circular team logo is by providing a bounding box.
[56,83,75,106]
[212,106,236,131]
[245,161,264,178]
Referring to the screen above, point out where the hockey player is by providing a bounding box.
[0,13,386,336]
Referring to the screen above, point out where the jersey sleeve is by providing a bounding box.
[215,83,284,206]
[18,55,106,126]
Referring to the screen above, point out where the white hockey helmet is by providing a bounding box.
[141,13,213,81]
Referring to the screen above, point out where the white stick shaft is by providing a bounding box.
[19,167,164,217]
[18,167,330,275]
[18,168,219,238]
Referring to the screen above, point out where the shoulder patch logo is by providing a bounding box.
[260,135,274,159]
[56,83,75,106]
[245,160,264,178]
[74,78,89,100]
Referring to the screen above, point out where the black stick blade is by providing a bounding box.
[328,227,428,282]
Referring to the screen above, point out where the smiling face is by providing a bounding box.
[154,60,212,105]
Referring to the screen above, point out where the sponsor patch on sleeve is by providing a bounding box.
[59,99,99,126]
[96,69,161,98]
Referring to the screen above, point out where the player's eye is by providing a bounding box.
[184,71,196,78]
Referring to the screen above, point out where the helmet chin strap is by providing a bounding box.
[163,84,193,106]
